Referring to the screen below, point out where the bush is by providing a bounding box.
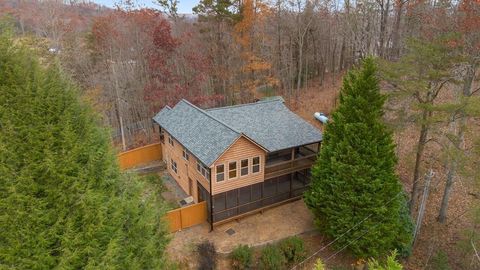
[428,250,451,270]
[230,244,253,270]
[259,244,287,270]
[197,241,217,270]
[313,258,325,270]
[367,250,403,270]
[279,236,307,264]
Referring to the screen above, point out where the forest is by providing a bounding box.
[0,0,479,269]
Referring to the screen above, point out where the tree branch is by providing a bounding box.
[471,86,480,96]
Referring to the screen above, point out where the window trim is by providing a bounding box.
[216,164,225,182]
[171,158,177,174]
[240,159,249,177]
[182,148,189,161]
[197,160,210,181]
[252,156,260,174]
[228,161,237,179]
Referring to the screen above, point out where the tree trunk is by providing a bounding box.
[391,0,404,59]
[438,64,475,222]
[410,109,431,214]
[378,0,390,58]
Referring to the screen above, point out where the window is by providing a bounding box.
[160,129,165,144]
[168,136,174,146]
[182,148,189,161]
[197,161,211,181]
[252,157,260,173]
[216,164,225,182]
[171,158,177,174]
[240,159,249,176]
[228,161,237,179]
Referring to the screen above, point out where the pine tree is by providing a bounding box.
[304,58,413,258]
[0,30,170,269]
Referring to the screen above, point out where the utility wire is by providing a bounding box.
[290,176,424,270]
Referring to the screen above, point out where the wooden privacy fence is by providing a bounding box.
[165,201,208,232]
[118,143,162,170]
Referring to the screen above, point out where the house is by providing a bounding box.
[153,97,322,229]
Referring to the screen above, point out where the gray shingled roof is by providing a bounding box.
[153,100,241,166]
[153,98,322,166]
[207,100,322,152]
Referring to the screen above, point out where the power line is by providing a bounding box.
[321,178,477,267]
[291,176,424,270]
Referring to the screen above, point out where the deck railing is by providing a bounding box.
[264,153,316,179]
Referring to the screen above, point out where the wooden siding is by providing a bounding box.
[161,130,210,202]
[211,136,266,195]
[118,143,162,170]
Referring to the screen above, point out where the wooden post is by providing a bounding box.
[209,167,214,232]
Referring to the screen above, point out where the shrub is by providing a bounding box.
[259,244,287,270]
[428,250,451,270]
[197,241,217,270]
[367,250,403,270]
[279,236,307,264]
[230,244,253,270]
[313,258,325,270]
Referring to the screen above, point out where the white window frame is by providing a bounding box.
[240,159,249,176]
[197,161,210,181]
[252,156,260,174]
[171,158,177,174]
[228,161,237,179]
[182,148,189,161]
[216,164,225,182]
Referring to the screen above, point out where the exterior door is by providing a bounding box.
[197,183,206,202]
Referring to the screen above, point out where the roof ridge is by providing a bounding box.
[205,98,282,112]
[179,99,242,134]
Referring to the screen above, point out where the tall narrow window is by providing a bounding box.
[160,130,165,144]
[240,159,249,176]
[182,148,189,161]
[171,158,177,173]
[252,157,260,173]
[168,136,174,146]
[216,164,225,182]
[228,161,237,179]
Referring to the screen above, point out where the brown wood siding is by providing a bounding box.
[161,130,211,202]
[211,136,266,195]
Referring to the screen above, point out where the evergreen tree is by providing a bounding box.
[304,58,413,258]
[0,30,170,269]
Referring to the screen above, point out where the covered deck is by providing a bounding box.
[264,142,319,179]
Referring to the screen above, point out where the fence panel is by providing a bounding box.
[118,143,162,170]
[165,201,207,232]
